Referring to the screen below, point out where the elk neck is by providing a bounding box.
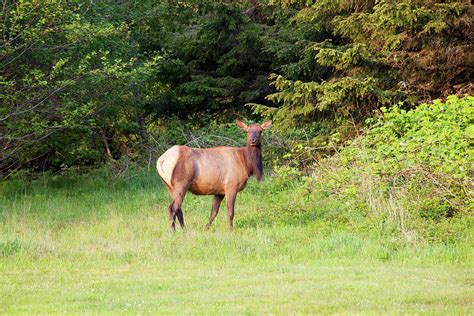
[243,144,263,181]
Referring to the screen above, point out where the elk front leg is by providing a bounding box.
[207,194,224,228]
[225,190,237,231]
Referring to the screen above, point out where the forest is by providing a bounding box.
[1,0,473,313]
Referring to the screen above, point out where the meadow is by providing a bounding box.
[2,1,472,313]
[0,169,472,314]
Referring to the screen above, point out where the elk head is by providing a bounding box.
[236,120,272,147]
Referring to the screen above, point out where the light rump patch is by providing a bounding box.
[156,145,180,188]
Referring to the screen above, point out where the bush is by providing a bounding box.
[284,95,473,244]
[362,95,472,182]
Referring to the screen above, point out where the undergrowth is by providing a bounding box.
[276,95,473,244]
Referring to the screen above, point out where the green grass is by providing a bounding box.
[0,169,472,314]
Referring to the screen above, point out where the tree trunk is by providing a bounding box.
[136,112,147,143]
[100,128,112,160]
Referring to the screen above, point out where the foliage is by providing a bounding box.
[255,0,472,129]
[0,1,163,172]
[276,95,473,244]
[0,1,274,172]
[360,95,472,182]
[1,0,472,173]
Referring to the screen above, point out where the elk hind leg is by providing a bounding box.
[169,186,187,231]
[176,207,185,229]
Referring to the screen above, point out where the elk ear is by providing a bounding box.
[261,120,272,130]
[236,120,248,131]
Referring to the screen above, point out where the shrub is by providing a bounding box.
[288,95,472,244]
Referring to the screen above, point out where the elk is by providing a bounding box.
[156,120,272,230]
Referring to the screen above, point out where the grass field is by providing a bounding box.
[1,169,472,314]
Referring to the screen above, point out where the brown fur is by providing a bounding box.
[157,120,272,230]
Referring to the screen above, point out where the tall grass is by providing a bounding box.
[0,168,472,313]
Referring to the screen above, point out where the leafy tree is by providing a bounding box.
[253,0,473,129]
[1,1,160,171]
[1,0,472,174]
